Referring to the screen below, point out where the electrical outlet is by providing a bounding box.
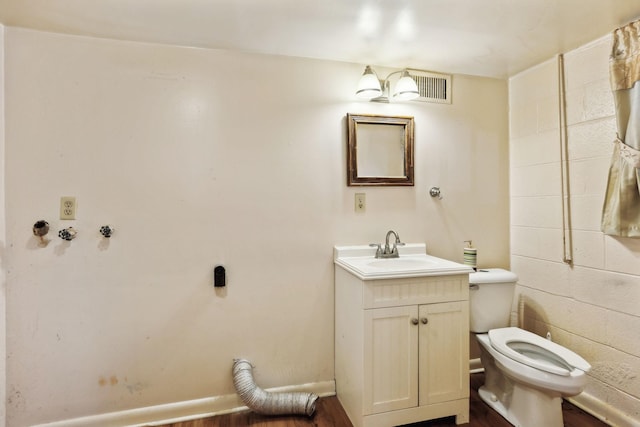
[355,193,366,212]
[60,196,76,220]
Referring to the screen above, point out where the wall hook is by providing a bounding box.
[58,227,77,241]
[99,225,115,238]
[429,187,443,200]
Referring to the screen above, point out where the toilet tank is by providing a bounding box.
[469,268,518,333]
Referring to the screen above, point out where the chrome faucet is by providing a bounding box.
[370,230,405,258]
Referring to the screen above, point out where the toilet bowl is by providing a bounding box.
[488,327,590,390]
[469,270,591,427]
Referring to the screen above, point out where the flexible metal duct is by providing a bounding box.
[232,358,318,416]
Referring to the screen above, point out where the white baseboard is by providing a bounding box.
[32,380,336,427]
[567,392,640,427]
[49,372,637,427]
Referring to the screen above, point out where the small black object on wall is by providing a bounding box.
[214,265,226,287]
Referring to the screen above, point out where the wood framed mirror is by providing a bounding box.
[346,113,414,186]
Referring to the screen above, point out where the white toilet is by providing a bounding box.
[469,269,591,427]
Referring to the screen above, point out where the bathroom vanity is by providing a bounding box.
[334,244,472,427]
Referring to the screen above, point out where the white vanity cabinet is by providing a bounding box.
[334,247,470,427]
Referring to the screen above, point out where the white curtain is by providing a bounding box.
[601,19,640,237]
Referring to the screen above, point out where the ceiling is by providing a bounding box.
[1,0,639,78]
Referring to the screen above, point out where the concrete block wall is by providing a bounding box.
[510,36,640,425]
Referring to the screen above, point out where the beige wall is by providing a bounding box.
[0,24,7,427]
[2,27,509,425]
[510,37,640,425]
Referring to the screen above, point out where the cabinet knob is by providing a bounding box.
[421,317,428,324]
[411,318,419,325]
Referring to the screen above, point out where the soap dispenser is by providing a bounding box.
[463,240,477,269]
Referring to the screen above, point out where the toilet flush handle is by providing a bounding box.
[469,284,479,290]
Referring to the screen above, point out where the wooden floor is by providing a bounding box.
[160,373,609,427]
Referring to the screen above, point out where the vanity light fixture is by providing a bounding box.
[355,65,383,99]
[355,65,420,102]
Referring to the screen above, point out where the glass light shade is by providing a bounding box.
[356,66,382,99]
[392,71,419,100]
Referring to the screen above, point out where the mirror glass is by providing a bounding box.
[347,113,414,186]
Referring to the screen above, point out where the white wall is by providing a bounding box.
[0,23,7,427]
[3,27,509,426]
[510,37,640,425]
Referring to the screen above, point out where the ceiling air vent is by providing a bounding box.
[407,69,451,104]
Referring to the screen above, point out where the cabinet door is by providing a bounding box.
[419,301,469,405]
[364,305,419,415]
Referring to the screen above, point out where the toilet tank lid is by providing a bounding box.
[469,268,518,284]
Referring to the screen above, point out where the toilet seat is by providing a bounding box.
[488,327,590,376]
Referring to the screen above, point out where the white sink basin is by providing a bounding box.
[334,243,472,280]
[366,258,439,269]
